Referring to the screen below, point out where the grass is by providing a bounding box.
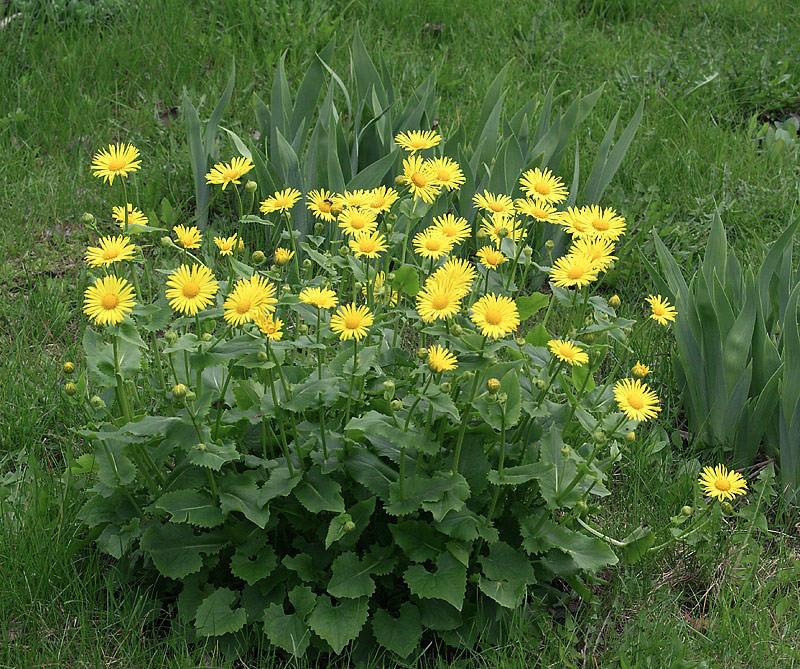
[1,0,800,666]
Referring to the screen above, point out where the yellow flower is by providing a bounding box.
[473,191,515,218]
[416,280,463,323]
[330,303,374,341]
[205,156,254,190]
[299,286,338,310]
[83,275,136,326]
[84,235,136,267]
[173,224,202,250]
[91,143,141,184]
[223,275,277,326]
[577,205,626,241]
[549,252,600,289]
[214,234,239,256]
[646,295,677,326]
[274,247,295,266]
[428,157,465,191]
[631,361,650,378]
[338,207,378,236]
[165,264,218,316]
[477,245,506,270]
[548,339,589,367]
[349,230,388,258]
[480,216,524,246]
[519,167,568,204]
[428,345,458,373]
[394,129,442,152]
[432,213,470,244]
[339,189,373,209]
[613,378,660,422]
[260,188,301,214]
[254,312,284,341]
[399,155,441,203]
[429,258,476,298]
[514,198,558,222]
[112,203,148,229]
[413,228,454,260]
[470,293,520,339]
[306,188,339,222]
[555,206,590,236]
[367,186,399,213]
[698,465,748,501]
[364,271,399,306]
[568,237,617,272]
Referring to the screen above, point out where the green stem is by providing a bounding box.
[212,367,233,440]
[487,406,507,519]
[451,337,487,475]
[344,337,359,426]
[403,374,433,432]
[113,335,133,423]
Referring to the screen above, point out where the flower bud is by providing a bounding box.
[625,431,636,442]
[201,332,213,342]
[81,212,95,224]
[545,240,555,251]
[161,236,174,248]
[609,294,621,308]
[496,227,508,239]
[560,446,571,457]
[593,429,607,443]
[171,383,188,399]
[251,250,266,265]
[281,284,292,293]
[298,324,309,335]
[496,392,508,405]
[64,382,77,396]
[344,520,356,532]
[721,501,734,514]
[257,351,269,362]
[90,395,106,409]
[440,382,451,393]
[338,245,349,256]
[535,378,547,389]
[575,500,589,515]
[394,175,405,186]
[385,223,394,234]
[521,246,533,258]
[195,442,206,451]
[515,337,526,347]
[451,323,463,336]
[165,330,179,343]
[303,258,312,268]
[314,222,324,234]
[681,505,694,517]
[383,380,396,392]
[417,348,428,360]
[185,390,197,401]
[486,378,501,394]
[390,399,403,412]
[245,180,258,193]
[63,361,75,374]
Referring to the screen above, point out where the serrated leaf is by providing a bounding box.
[187,442,240,471]
[372,603,422,657]
[195,588,247,637]
[219,471,269,528]
[325,513,353,549]
[263,603,311,657]
[404,552,467,611]
[260,463,302,502]
[327,551,376,599]
[308,595,369,654]
[487,463,548,486]
[140,524,226,579]
[390,521,447,562]
[230,535,277,585]
[153,489,223,528]
[284,376,342,412]
[294,467,345,513]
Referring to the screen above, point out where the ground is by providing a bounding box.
[1,0,799,666]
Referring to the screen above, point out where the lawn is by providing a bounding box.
[1,0,799,666]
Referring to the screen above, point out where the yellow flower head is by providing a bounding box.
[473,191,515,218]
[165,264,218,316]
[550,252,600,289]
[568,237,617,272]
[205,156,254,190]
[364,272,399,306]
[413,228,454,260]
[394,129,442,153]
[477,245,507,270]
[338,207,378,236]
[631,361,650,378]
[254,312,284,341]
[432,213,470,244]
[577,205,626,241]
[514,198,558,223]
[428,157,465,191]
[399,155,441,203]
[646,294,677,326]
[83,275,136,326]
[349,230,388,258]
[367,186,399,213]
[613,378,661,422]
[699,465,748,501]
[555,206,590,236]
[470,293,520,339]
[112,203,148,229]
[480,216,525,246]
[416,280,463,323]
[306,188,339,222]
[548,339,589,367]
[260,188,301,214]
[91,143,141,184]
[84,235,136,267]
[429,258,476,298]
[274,247,295,266]
[330,303,374,341]
[299,286,338,310]
[214,234,239,257]
[519,167,568,205]
[428,345,458,373]
[223,275,277,326]
[173,224,202,249]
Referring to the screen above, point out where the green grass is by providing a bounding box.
[1,0,800,666]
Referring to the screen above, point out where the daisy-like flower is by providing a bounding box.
[480,216,525,246]
[83,275,136,326]
[413,228,454,260]
[214,234,239,257]
[613,378,661,422]
[223,275,277,326]
[430,258,477,297]
[274,248,295,266]
[299,286,338,310]
[577,205,626,241]
[339,189,373,209]
[349,230,388,258]
[473,191,515,218]
[555,206,590,236]
[477,245,507,270]
[432,213,470,244]
[112,203,148,229]
[338,207,378,236]
[205,156,254,190]
[519,167,568,204]
[428,345,458,373]
[330,303,374,341]
[253,312,284,341]
[84,235,136,267]
[631,361,650,378]
[568,237,617,272]
[646,295,677,326]
[548,339,589,367]
[698,465,748,501]
[364,271,399,306]
[399,155,441,203]
[173,224,202,250]
[306,188,338,222]
[471,293,520,339]
[394,129,442,153]
[514,198,558,223]
[91,143,141,184]
[428,157,465,191]
[260,188,301,214]
[367,186,399,213]
[549,252,600,289]
[165,264,218,316]
[416,280,464,323]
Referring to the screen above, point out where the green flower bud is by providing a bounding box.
[609,294,621,308]
[385,223,394,234]
[298,324,309,335]
[593,429,607,443]
[451,323,463,336]
[388,213,398,222]
[314,222,324,234]
[486,378,501,394]
[251,250,266,265]
[303,258,312,268]
[383,380,396,392]
[171,383,188,399]
[338,244,350,256]
[354,282,364,293]
[244,180,258,193]
[81,212,95,224]
[575,500,589,515]
[440,382,451,393]
[344,520,356,532]
[89,395,106,409]
[160,236,173,248]
[165,330,178,344]
[681,505,694,517]
[521,246,533,258]
[281,284,292,294]
[201,332,213,342]
[417,347,428,360]
[544,240,555,250]
[535,378,547,389]
[195,442,207,451]
[496,392,508,405]
[515,337,526,347]
[721,501,734,515]
[63,361,75,374]
[625,431,636,442]
[257,351,269,362]
[185,390,196,401]
[394,175,405,186]
[560,446,571,457]
[390,399,403,412]
[64,382,77,396]
[496,227,508,239]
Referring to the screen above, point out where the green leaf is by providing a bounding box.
[153,489,223,528]
[187,442,239,471]
[525,322,551,347]
[372,603,422,658]
[390,521,447,562]
[219,471,269,528]
[391,264,420,296]
[404,552,467,611]
[325,513,353,549]
[141,524,225,579]
[283,554,316,582]
[487,463,548,486]
[195,588,247,637]
[308,596,369,654]
[263,603,311,657]
[527,519,619,571]
[294,467,345,513]
[93,442,137,488]
[230,535,277,585]
[327,551,376,599]
[260,463,302,502]
[284,376,342,412]
[516,293,549,321]
[620,527,655,564]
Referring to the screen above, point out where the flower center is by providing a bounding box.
[432,295,449,310]
[484,308,503,326]
[411,172,428,188]
[370,196,385,208]
[436,168,451,181]
[592,218,609,231]
[426,238,443,251]
[559,345,573,359]
[653,306,665,316]
[107,158,126,171]
[567,265,586,280]
[344,314,362,330]
[534,183,551,195]
[101,293,119,310]
[182,281,201,298]
[351,218,366,230]
[715,478,731,491]
[102,247,120,260]
[236,299,252,314]
[489,202,504,212]
[626,393,644,410]
[319,200,332,213]
[223,169,238,181]
[359,240,377,253]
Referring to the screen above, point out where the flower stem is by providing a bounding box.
[451,337,487,475]
[112,335,133,423]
